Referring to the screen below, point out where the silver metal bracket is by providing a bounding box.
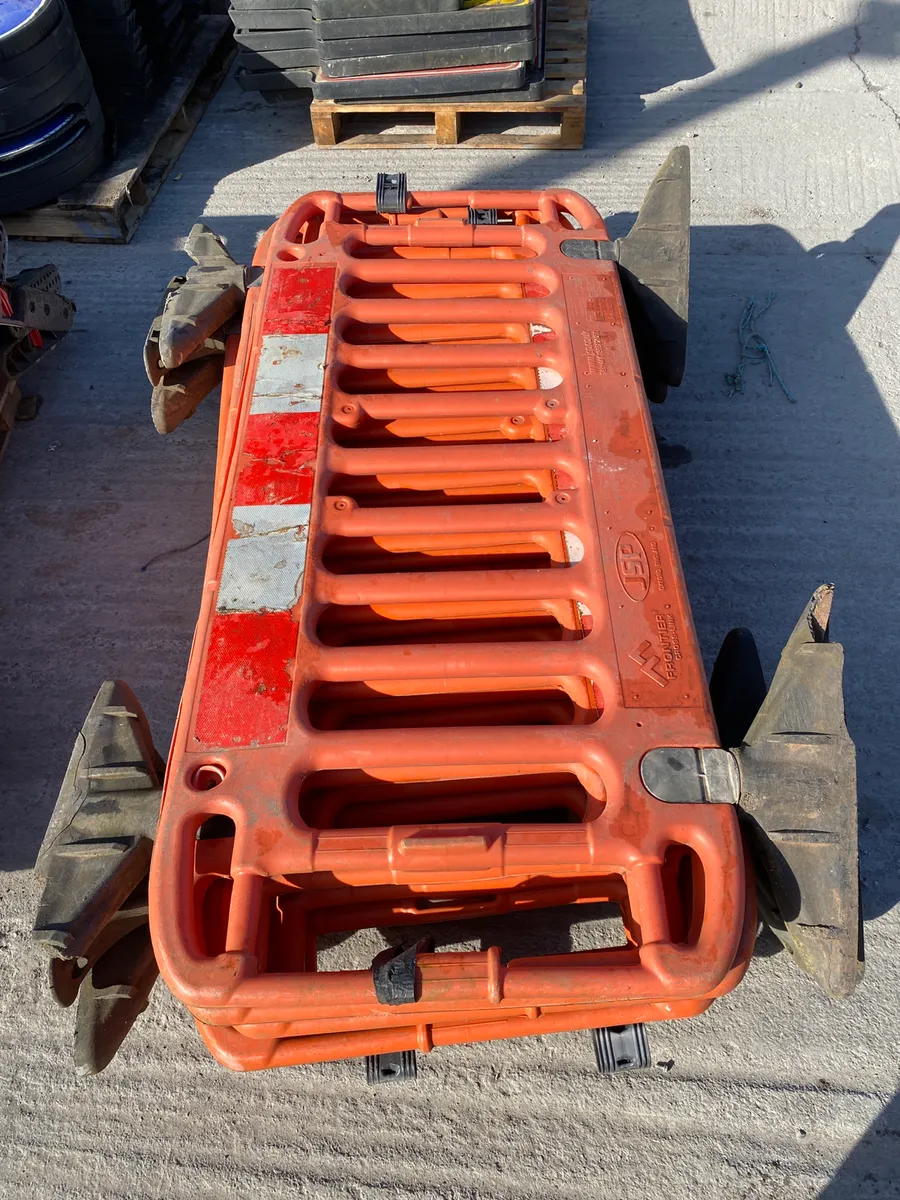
[640,746,741,805]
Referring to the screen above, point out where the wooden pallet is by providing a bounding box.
[309,1,587,150]
[4,17,234,244]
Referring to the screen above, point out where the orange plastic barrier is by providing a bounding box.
[149,187,753,1070]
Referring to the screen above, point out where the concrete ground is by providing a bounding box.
[1,0,899,1195]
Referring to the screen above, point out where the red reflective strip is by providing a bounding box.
[234,460,316,508]
[233,413,319,506]
[193,269,333,749]
[244,412,319,457]
[193,611,297,749]
[261,265,336,336]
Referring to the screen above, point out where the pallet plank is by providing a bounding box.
[310,106,340,147]
[435,109,461,146]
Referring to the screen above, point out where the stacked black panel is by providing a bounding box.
[231,0,544,101]
[66,0,193,110]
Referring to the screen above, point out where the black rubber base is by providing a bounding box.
[238,47,318,69]
[312,59,527,99]
[236,64,314,89]
[317,62,546,103]
[232,0,484,11]
[315,1,534,40]
[234,27,316,51]
[365,1050,417,1084]
[320,33,535,78]
[316,0,458,16]
[591,1024,651,1073]
[228,5,314,29]
[229,0,311,9]
[319,25,531,58]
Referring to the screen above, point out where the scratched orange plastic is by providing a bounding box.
[149,189,753,1070]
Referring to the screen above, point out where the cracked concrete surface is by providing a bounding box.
[850,5,900,131]
[1,0,899,1196]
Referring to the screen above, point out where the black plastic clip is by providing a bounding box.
[467,207,498,226]
[372,937,432,1006]
[591,1023,651,1073]
[365,1050,418,1085]
[376,172,408,215]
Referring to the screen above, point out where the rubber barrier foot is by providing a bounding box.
[375,172,407,214]
[366,1050,417,1085]
[73,924,159,1076]
[734,585,864,1000]
[0,228,75,406]
[33,680,165,1073]
[591,1024,651,1073]
[614,146,690,403]
[144,223,248,433]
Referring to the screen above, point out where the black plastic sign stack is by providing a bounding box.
[230,0,544,101]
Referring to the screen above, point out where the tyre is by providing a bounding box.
[0,27,85,110]
[0,5,74,83]
[0,55,94,136]
[0,0,66,61]
[0,99,105,213]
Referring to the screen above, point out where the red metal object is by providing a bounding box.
[148,185,753,1069]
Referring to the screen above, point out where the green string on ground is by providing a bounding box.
[725,292,797,403]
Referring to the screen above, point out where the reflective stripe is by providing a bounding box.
[194,268,333,750]
[194,611,296,747]
[233,413,317,507]
[218,530,308,614]
[232,503,311,536]
[250,333,328,414]
[219,501,311,614]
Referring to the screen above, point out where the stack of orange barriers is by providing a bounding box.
[148,178,756,1075]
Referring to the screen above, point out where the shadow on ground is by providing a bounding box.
[819,1091,900,1198]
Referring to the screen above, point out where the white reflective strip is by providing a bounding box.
[563,531,585,563]
[250,333,328,414]
[218,528,308,613]
[232,503,311,536]
[538,367,562,390]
